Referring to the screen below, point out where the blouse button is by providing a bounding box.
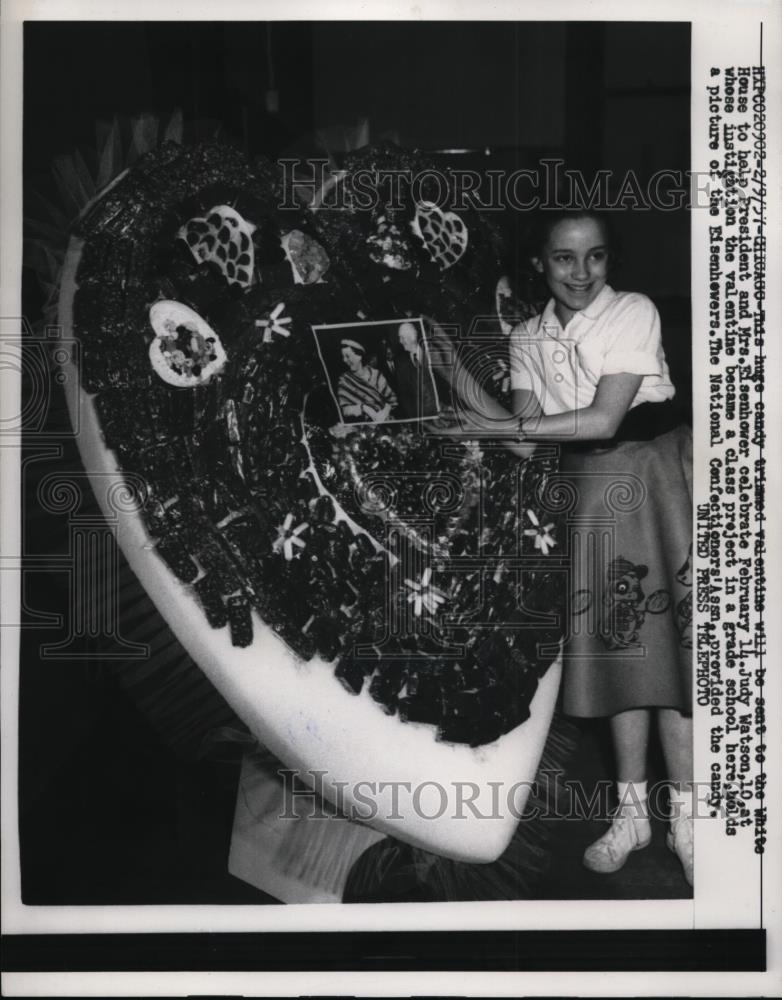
[554,373,564,383]
[553,350,566,363]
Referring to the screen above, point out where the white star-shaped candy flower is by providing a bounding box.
[272,512,308,560]
[255,302,292,344]
[523,508,556,555]
[404,567,447,617]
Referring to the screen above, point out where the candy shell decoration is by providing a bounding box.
[366,212,413,271]
[281,229,330,284]
[177,205,256,287]
[411,201,469,270]
[148,299,227,388]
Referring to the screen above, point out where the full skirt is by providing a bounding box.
[560,424,693,718]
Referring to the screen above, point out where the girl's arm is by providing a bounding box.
[520,372,643,440]
[426,325,535,457]
[511,387,543,422]
[435,318,642,443]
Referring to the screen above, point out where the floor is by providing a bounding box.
[536,719,692,900]
[19,676,691,905]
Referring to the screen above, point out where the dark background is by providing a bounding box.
[20,21,692,905]
[25,21,691,299]
[24,20,692,406]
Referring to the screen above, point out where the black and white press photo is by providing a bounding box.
[1,2,778,995]
[9,16,698,911]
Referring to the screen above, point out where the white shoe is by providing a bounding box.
[583,809,652,874]
[666,812,694,886]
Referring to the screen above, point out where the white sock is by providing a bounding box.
[617,780,649,821]
[669,784,694,823]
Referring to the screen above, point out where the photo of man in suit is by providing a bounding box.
[394,321,440,419]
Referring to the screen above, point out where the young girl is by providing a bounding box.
[436,209,694,885]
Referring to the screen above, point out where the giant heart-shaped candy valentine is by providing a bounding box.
[62,140,566,865]
[411,201,469,270]
[178,205,256,287]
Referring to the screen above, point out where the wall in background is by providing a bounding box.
[24,21,690,308]
[311,21,567,151]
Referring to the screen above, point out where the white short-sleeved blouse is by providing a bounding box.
[508,284,675,415]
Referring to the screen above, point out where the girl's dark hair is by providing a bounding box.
[524,208,621,264]
[503,208,623,305]
[501,208,625,309]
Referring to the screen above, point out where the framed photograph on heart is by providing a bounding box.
[312,317,442,425]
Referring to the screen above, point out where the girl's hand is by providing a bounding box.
[432,412,537,460]
[424,317,536,458]
[506,440,537,459]
[423,316,452,352]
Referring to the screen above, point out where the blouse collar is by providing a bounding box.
[540,283,617,330]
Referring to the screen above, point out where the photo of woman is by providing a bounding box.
[336,338,397,422]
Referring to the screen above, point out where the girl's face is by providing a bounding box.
[533,217,610,326]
